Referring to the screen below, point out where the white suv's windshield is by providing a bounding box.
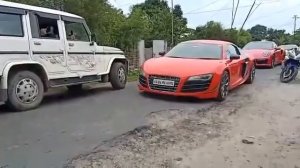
[166,42,222,59]
[243,41,274,50]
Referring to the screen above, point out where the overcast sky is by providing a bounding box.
[108,0,300,33]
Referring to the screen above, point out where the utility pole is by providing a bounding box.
[293,15,299,39]
[231,0,234,29]
[231,0,240,29]
[171,0,174,47]
[240,0,256,31]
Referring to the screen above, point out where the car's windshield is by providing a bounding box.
[243,42,274,50]
[165,42,222,59]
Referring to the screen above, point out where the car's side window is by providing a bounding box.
[64,21,90,42]
[233,45,241,55]
[38,16,59,39]
[30,13,60,39]
[228,45,238,56]
[0,12,23,37]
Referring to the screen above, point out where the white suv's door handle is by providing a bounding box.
[34,42,41,46]
[69,43,74,47]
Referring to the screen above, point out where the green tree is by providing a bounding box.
[173,4,188,45]
[238,30,252,47]
[194,21,224,40]
[292,29,300,45]
[117,9,150,50]
[248,24,267,41]
[224,29,239,44]
[131,0,187,46]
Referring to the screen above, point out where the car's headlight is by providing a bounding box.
[188,74,213,81]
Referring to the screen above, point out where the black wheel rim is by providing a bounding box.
[283,68,294,79]
[251,66,255,81]
[220,73,229,99]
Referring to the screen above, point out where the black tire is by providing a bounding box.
[217,71,230,101]
[245,65,256,84]
[271,57,275,68]
[280,66,298,83]
[67,84,83,93]
[7,71,44,111]
[110,62,127,90]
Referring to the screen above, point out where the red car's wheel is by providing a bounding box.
[246,65,255,84]
[217,71,229,101]
[271,57,275,68]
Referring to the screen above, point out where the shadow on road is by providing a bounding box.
[41,86,114,107]
[0,104,12,114]
[0,85,114,114]
[139,92,215,104]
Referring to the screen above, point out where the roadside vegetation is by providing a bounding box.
[128,70,140,82]
[8,0,300,51]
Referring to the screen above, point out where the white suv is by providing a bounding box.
[0,1,128,111]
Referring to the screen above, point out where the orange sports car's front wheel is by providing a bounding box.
[217,71,229,101]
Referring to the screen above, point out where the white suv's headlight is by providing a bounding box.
[188,74,213,81]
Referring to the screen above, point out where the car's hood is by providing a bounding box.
[102,46,123,54]
[143,57,224,77]
[244,49,273,59]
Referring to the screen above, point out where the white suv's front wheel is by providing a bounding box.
[7,71,44,111]
[109,62,127,90]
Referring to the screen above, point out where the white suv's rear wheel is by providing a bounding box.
[7,71,44,111]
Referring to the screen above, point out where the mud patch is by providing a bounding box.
[66,106,233,168]
[66,88,254,168]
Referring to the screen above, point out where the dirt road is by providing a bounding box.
[67,68,300,168]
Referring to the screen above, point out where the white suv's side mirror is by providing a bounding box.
[90,33,97,46]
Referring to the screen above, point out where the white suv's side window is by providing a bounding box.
[0,12,23,37]
[64,21,89,42]
[33,15,60,39]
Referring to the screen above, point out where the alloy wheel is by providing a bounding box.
[220,73,229,99]
[118,67,126,84]
[250,66,256,81]
[15,78,39,104]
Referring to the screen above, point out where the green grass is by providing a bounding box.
[128,70,140,82]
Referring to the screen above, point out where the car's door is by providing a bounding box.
[28,12,68,78]
[0,9,29,75]
[237,47,251,78]
[62,17,97,75]
[227,44,243,86]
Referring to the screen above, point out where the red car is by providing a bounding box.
[138,40,256,101]
[243,41,285,68]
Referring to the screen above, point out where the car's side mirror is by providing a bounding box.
[230,54,240,60]
[158,51,166,56]
[90,33,97,46]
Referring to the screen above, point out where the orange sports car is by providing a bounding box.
[138,40,256,101]
[243,41,285,68]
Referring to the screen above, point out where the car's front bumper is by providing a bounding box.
[0,77,8,102]
[255,58,272,67]
[138,75,220,99]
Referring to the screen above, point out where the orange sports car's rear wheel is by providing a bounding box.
[217,71,229,101]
